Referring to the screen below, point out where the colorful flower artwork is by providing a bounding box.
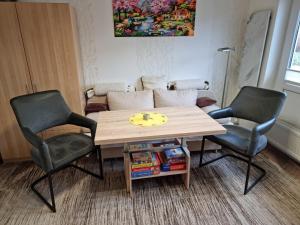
[112,0,196,37]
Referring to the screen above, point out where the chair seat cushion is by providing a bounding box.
[32,133,94,170]
[207,125,267,155]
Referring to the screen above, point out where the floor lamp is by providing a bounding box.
[218,47,235,108]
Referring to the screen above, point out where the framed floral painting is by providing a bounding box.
[112,0,196,37]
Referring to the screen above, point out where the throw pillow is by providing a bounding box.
[196,97,217,108]
[85,103,108,114]
[154,89,198,108]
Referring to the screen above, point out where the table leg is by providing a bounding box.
[184,157,190,189]
[96,145,104,179]
[123,145,132,194]
[182,146,191,189]
[123,144,132,195]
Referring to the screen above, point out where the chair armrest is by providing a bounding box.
[23,127,53,171]
[22,127,43,149]
[252,118,276,136]
[248,118,276,156]
[208,107,233,119]
[67,113,97,140]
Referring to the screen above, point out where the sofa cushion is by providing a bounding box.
[202,104,231,124]
[107,90,154,111]
[142,76,168,90]
[154,89,197,108]
[197,97,217,108]
[94,82,126,95]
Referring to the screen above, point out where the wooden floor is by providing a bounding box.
[0,149,299,225]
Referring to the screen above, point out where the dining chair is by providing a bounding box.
[10,90,103,212]
[199,86,286,194]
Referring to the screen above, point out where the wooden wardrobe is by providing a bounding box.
[0,3,85,161]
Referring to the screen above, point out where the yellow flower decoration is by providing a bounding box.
[129,112,168,127]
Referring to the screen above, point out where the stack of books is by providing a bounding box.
[131,152,160,178]
[152,140,179,148]
[129,143,152,151]
[158,147,186,172]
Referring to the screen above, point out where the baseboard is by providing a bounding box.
[277,119,300,136]
[267,119,300,163]
[268,120,300,163]
[268,138,300,163]
[2,157,32,163]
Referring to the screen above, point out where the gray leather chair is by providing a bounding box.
[10,90,103,212]
[199,86,286,194]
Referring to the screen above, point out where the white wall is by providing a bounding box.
[248,0,278,88]
[234,0,290,90]
[21,0,249,103]
[252,0,291,89]
[225,0,280,106]
[227,0,290,92]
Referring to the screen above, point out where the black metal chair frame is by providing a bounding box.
[31,145,103,212]
[199,137,266,195]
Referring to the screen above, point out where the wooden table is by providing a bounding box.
[95,106,226,194]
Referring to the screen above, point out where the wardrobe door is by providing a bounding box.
[0,3,33,160]
[16,3,85,137]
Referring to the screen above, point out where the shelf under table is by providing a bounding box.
[124,141,191,194]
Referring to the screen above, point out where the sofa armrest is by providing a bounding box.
[84,88,95,101]
[87,95,107,104]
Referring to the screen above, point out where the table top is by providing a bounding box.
[95,106,226,145]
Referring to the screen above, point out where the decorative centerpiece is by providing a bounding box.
[129,112,168,127]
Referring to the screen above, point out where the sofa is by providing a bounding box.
[84,78,231,160]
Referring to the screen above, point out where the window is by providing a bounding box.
[286,19,300,84]
[289,21,300,71]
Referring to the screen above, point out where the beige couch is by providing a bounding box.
[85,88,230,160]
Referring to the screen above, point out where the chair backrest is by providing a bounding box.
[230,86,287,123]
[10,90,71,133]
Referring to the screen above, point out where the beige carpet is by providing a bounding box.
[0,151,299,225]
